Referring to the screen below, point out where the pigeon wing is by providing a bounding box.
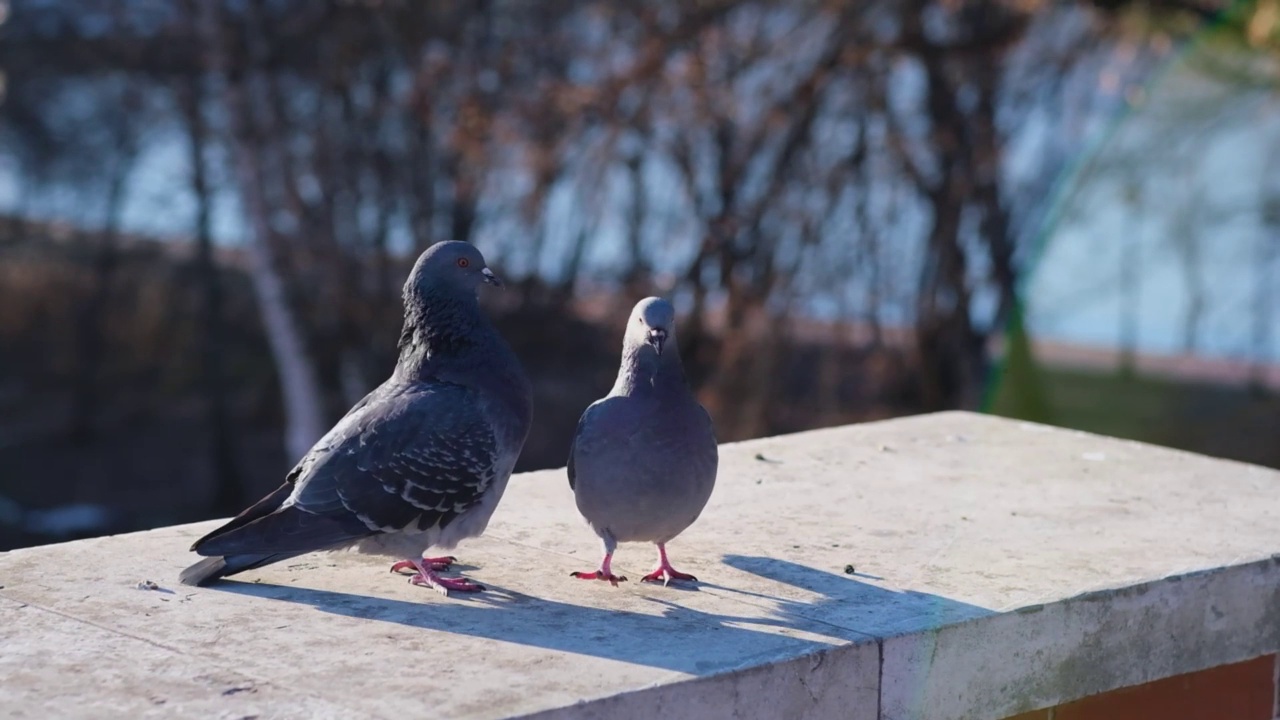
[195,383,499,556]
[567,399,610,491]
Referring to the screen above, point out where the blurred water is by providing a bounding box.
[1027,62,1280,364]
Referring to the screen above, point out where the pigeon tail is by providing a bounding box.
[179,551,303,586]
[193,503,372,557]
[189,481,292,552]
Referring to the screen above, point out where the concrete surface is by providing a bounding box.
[2,411,1279,719]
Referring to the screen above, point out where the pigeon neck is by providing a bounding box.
[395,290,489,379]
[612,339,686,397]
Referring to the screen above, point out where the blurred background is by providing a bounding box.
[0,0,1276,551]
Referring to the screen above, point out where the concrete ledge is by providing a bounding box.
[2,411,1278,719]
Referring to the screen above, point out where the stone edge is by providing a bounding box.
[466,555,1280,720]
[879,555,1280,720]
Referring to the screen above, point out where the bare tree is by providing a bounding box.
[176,64,245,514]
[196,0,326,462]
[69,80,141,443]
[1256,141,1280,394]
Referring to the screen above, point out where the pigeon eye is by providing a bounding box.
[457,258,470,268]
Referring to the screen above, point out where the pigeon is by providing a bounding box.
[567,297,717,586]
[180,241,532,595]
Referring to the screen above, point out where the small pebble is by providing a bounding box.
[843,564,856,575]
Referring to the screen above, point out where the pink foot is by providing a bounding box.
[640,567,698,585]
[408,569,485,596]
[389,556,456,574]
[640,544,698,586]
[570,569,628,586]
[570,551,626,586]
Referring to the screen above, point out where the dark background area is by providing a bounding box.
[1,0,1276,551]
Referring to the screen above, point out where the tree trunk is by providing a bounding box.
[913,48,983,410]
[972,56,1049,420]
[70,134,133,443]
[1119,182,1142,377]
[197,0,327,463]
[452,181,478,243]
[1255,187,1280,395]
[177,73,245,515]
[903,15,1005,411]
[622,151,651,298]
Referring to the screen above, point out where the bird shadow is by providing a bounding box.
[712,555,994,638]
[216,577,826,676]
[211,555,991,676]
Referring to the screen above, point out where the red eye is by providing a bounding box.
[457,258,470,268]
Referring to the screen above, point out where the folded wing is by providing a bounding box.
[193,382,499,558]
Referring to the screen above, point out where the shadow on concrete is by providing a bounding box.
[714,555,995,637]
[211,555,991,676]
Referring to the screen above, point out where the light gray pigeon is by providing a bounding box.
[568,297,717,586]
[180,241,532,595]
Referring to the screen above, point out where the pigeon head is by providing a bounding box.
[404,241,502,303]
[627,297,677,357]
[396,241,513,377]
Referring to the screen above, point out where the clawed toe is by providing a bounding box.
[640,545,698,586]
[390,556,456,575]
[640,568,698,586]
[570,552,626,586]
[570,570,627,586]
[390,557,479,596]
[408,572,485,596]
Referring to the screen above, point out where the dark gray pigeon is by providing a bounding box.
[568,297,717,586]
[180,241,532,595]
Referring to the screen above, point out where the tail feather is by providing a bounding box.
[190,482,293,552]
[182,481,372,587]
[195,504,370,557]
[179,552,304,587]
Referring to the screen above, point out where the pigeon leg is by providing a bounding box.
[389,556,456,574]
[404,557,485,596]
[570,552,627,586]
[641,543,698,585]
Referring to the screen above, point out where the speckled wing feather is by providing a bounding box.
[194,382,498,557]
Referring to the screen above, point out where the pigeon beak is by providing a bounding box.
[647,328,668,356]
[481,267,504,288]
